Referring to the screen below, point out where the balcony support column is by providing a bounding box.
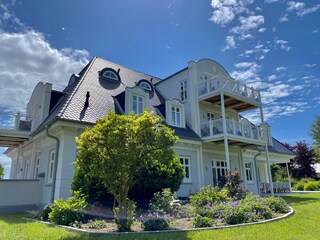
[220,92,230,171]
[259,106,274,196]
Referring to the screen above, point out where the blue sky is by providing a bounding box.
[0,0,319,178]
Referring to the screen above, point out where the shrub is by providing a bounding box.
[149,188,178,215]
[49,193,87,226]
[190,185,230,208]
[140,212,171,231]
[193,214,214,228]
[86,219,107,229]
[294,181,305,190]
[40,205,52,221]
[304,181,320,191]
[114,199,136,232]
[223,203,253,225]
[224,171,246,200]
[266,196,290,213]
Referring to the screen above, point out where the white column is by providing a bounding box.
[220,92,230,170]
[286,163,292,192]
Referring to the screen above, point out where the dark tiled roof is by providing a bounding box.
[170,125,201,141]
[33,57,200,141]
[256,138,295,155]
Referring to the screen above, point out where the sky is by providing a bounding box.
[0,0,319,178]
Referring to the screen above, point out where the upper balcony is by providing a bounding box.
[0,112,33,147]
[198,74,261,112]
[200,118,266,147]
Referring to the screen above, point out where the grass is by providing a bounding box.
[1,193,320,240]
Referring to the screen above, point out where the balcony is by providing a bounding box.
[200,118,266,146]
[0,112,32,147]
[198,75,261,111]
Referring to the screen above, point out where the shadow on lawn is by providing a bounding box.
[283,195,319,206]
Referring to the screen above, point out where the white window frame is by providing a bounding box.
[102,70,119,81]
[245,162,254,183]
[34,157,40,179]
[180,80,187,101]
[139,82,152,91]
[47,150,55,184]
[171,106,182,127]
[179,156,191,183]
[212,160,228,186]
[132,94,144,115]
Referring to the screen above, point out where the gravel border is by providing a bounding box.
[23,206,294,236]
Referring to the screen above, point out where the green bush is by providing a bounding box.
[224,171,246,200]
[193,214,215,228]
[304,181,320,191]
[86,219,107,229]
[223,204,253,225]
[149,188,178,215]
[294,181,305,190]
[40,205,52,221]
[190,185,231,208]
[140,212,171,231]
[266,196,290,213]
[49,193,87,226]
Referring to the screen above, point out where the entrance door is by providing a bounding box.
[212,160,228,187]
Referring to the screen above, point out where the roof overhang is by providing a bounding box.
[0,129,30,148]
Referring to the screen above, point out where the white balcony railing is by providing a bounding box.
[200,118,265,142]
[0,111,33,132]
[198,75,261,103]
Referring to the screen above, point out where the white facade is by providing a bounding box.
[1,58,294,207]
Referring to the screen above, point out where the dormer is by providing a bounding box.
[125,86,150,115]
[99,68,121,82]
[137,79,154,92]
[165,99,186,128]
[26,82,52,131]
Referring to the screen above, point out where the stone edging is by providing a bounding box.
[24,206,294,236]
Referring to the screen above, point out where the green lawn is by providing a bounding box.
[1,193,320,240]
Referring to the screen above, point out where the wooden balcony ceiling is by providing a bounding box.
[203,94,258,112]
[214,139,262,148]
[0,135,29,148]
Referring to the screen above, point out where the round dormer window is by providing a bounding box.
[138,80,153,91]
[100,68,120,82]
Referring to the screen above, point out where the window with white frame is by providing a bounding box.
[207,112,215,121]
[179,156,191,182]
[245,162,253,182]
[47,150,55,184]
[180,80,187,101]
[171,106,181,127]
[132,95,144,115]
[34,157,40,179]
[212,160,228,182]
[139,81,152,91]
[102,70,119,81]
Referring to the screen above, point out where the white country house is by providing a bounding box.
[0,57,294,213]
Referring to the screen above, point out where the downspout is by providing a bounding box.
[46,125,60,203]
[254,150,262,195]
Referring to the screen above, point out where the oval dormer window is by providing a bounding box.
[138,81,153,91]
[100,68,120,82]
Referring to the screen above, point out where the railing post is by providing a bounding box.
[251,87,254,99]
[244,85,248,97]
[14,111,20,131]
[209,120,213,136]
[232,119,236,135]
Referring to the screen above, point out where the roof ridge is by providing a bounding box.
[59,57,97,118]
[96,56,162,83]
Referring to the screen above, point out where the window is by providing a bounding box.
[34,157,40,179]
[207,112,215,121]
[101,69,119,81]
[212,160,228,186]
[245,162,253,183]
[132,95,144,115]
[180,80,187,101]
[47,150,55,184]
[179,156,191,182]
[139,81,152,91]
[171,106,181,127]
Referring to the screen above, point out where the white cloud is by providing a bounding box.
[0,31,89,112]
[265,0,280,3]
[210,0,254,25]
[303,63,317,68]
[272,27,277,32]
[286,2,320,17]
[267,75,277,81]
[312,29,318,34]
[222,35,236,51]
[274,38,291,51]
[258,28,266,32]
[279,14,289,22]
[230,15,264,38]
[276,66,286,71]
